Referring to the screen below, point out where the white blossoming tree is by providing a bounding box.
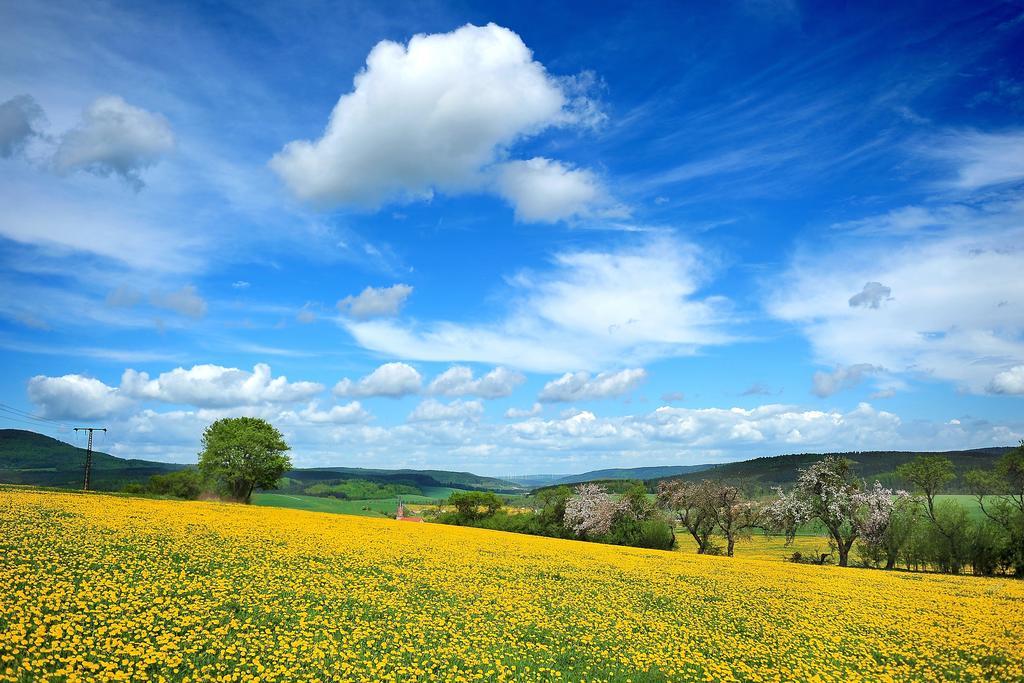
[563,483,626,538]
[764,456,901,567]
[853,481,916,569]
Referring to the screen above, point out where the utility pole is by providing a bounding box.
[73,427,106,491]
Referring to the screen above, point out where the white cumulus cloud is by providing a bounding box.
[269,23,600,218]
[294,401,371,424]
[337,284,412,320]
[43,398,1024,471]
[27,374,134,419]
[333,362,422,398]
[53,96,174,189]
[539,368,647,402]
[495,157,605,222]
[427,366,524,399]
[505,403,542,419]
[407,398,483,422]
[119,363,323,407]
[989,365,1024,395]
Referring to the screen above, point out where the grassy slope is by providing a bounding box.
[252,486,464,517]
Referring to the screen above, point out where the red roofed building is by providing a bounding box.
[396,500,423,523]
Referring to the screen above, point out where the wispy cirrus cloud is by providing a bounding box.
[342,237,733,372]
[770,130,1024,395]
[926,129,1024,190]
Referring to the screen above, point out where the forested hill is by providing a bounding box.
[0,429,183,489]
[284,467,522,492]
[0,429,522,493]
[4,429,1012,495]
[654,447,1014,492]
[551,464,712,485]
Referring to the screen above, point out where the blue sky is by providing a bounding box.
[1,1,1023,474]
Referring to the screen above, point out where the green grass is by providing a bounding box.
[934,494,989,521]
[254,488,524,518]
[252,493,396,516]
[251,489,463,518]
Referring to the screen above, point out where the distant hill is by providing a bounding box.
[653,448,1014,492]
[285,467,524,493]
[7,429,1007,497]
[0,429,523,494]
[551,464,712,486]
[0,429,183,490]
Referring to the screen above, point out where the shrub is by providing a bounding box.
[602,517,676,550]
[147,468,204,500]
[788,550,832,565]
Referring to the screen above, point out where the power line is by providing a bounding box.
[0,402,68,427]
[0,412,69,432]
[0,401,64,421]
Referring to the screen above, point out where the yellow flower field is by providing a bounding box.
[2,489,1022,682]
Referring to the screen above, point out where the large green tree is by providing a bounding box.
[447,491,504,520]
[198,417,291,503]
[966,441,1024,574]
[897,455,955,522]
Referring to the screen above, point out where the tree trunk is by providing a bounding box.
[837,536,856,567]
[727,536,735,557]
[827,525,856,568]
[686,525,706,553]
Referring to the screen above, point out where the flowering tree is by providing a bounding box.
[656,480,718,553]
[764,456,900,567]
[563,483,626,538]
[709,484,764,556]
[853,482,915,569]
[763,485,811,546]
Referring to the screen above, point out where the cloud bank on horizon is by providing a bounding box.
[1,2,1023,473]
